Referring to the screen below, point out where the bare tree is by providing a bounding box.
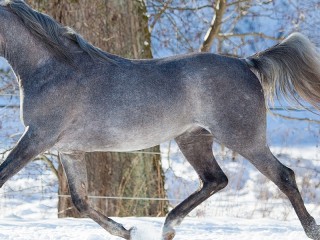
[147,0,316,56]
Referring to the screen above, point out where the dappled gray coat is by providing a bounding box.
[1,1,320,240]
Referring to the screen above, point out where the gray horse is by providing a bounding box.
[0,1,320,239]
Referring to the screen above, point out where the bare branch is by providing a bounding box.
[0,147,13,157]
[271,112,320,124]
[200,0,227,52]
[34,154,59,179]
[227,0,251,7]
[164,11,195,51]
[149,0,173,33]
[160,4,213,11]
[218,32,283,41]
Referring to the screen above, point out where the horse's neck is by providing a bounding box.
[6,39,51,79]
[2,22,53,81]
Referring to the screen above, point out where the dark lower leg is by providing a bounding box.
[88,209,131,239]
[277,167,318,238]
[245,149,319,239]
[163,178,227,239]
[60,152,131,240]
[162,128,228,240]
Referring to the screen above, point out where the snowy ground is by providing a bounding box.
[0,216,311,240]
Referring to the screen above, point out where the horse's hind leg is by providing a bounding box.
[59,152,132,240]
[162,127,228,240]
[242,146,320,239]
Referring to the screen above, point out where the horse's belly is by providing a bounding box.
[54,123,193,153]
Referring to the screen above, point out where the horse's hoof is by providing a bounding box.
[128,227,138,240]
[305,223,320,240]
[161,228,176,240]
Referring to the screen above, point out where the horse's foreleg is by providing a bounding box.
[59,152,132,240]
[0,127,52,187]
[243,148,320,240]
[162,128,228,240]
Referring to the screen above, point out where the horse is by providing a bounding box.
[0,1,320,239]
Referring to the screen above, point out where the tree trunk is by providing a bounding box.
[28,0,167,217]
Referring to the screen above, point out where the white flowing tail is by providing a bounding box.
[246,33,320,110]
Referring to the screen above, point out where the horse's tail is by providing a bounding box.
[245,33,320,110]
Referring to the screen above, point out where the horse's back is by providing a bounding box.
[53,53,266,153]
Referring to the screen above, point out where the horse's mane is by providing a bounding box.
[2,0,117,64]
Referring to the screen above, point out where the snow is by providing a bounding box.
[0,217,310,240]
